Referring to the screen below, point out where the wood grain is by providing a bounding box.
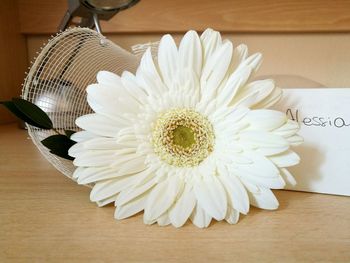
[1,123,350,262]
[0,0,28,124]
[27,33,350,88]
[18,0,350,34]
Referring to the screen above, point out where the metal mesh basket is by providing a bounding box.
[21,27,140,180]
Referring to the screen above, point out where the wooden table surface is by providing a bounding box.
[1,123,349,262]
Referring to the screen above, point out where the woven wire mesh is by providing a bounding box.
[21,27,139,180]
[132,41,159,58]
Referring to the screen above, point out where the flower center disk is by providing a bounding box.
[152,108,215,167]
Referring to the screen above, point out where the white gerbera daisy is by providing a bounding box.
[69,28,302,228]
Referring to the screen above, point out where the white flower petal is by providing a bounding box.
[245,109,287,131]
[143,217,157,225]
[233,151,285,189]
[83,137,123,150]
[169,183,196,228]
[75,167,119,184]
[219,151,251,164]
[121,71,148,101]
[233,89,261,109]
[200,28,222,61]
[73,150,116,167]
[210,106,249,126]
[87,84,139,117]
[194,176,227,221]
[190,205,212,228]
[144,176,183,221]
[172,68,200,105]
[75,154,145,184]
[70,130,97,143]
[238,53,263,74]
[90,176,138,202]
[72,166,83,180]
[228,44,248,74]
[238,151,280,176]
[269,150,300,168]
[198,98,217,116]
[238,169,285,189]
[157,213,171,226]
[97,194,118,207]
[70,137,127,159]
[157,34,178,87]
[117,156,147,176]
[200,40,233,100]
[68,142,85,158]
[225,206,240,224]
[218,166,249,214]
[97,71,122,87]
[252,86,282,109]
[76,113,121,137]
[231,79,276,108]
[116,176,156,206]
[136,69,166,95]
[287,135,304,146]
[245,185,279,210]
[115,193,147,220]
[88,82,140,115]
[139,47,162,84]
[179,30,202,76]
[239,130,290,155]
[273,119,300,138]
[217,67,252,107]
[280,168,297,186]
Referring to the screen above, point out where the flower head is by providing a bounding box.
[69,29,302,228]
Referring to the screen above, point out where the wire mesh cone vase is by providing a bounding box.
[22,27,140,180]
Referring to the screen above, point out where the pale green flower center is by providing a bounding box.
[152,108,215,167]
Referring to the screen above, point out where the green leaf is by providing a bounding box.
[0,98,53,129]
[41,135,76,160]
[1,101,37,126]
[12,98,53,129]
[64,130,76,138]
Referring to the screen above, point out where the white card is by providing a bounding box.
[273,88,350,196]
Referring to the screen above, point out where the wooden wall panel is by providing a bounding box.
[0,0,28,124]
[19,0,350,34]
[27,33,350,88]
